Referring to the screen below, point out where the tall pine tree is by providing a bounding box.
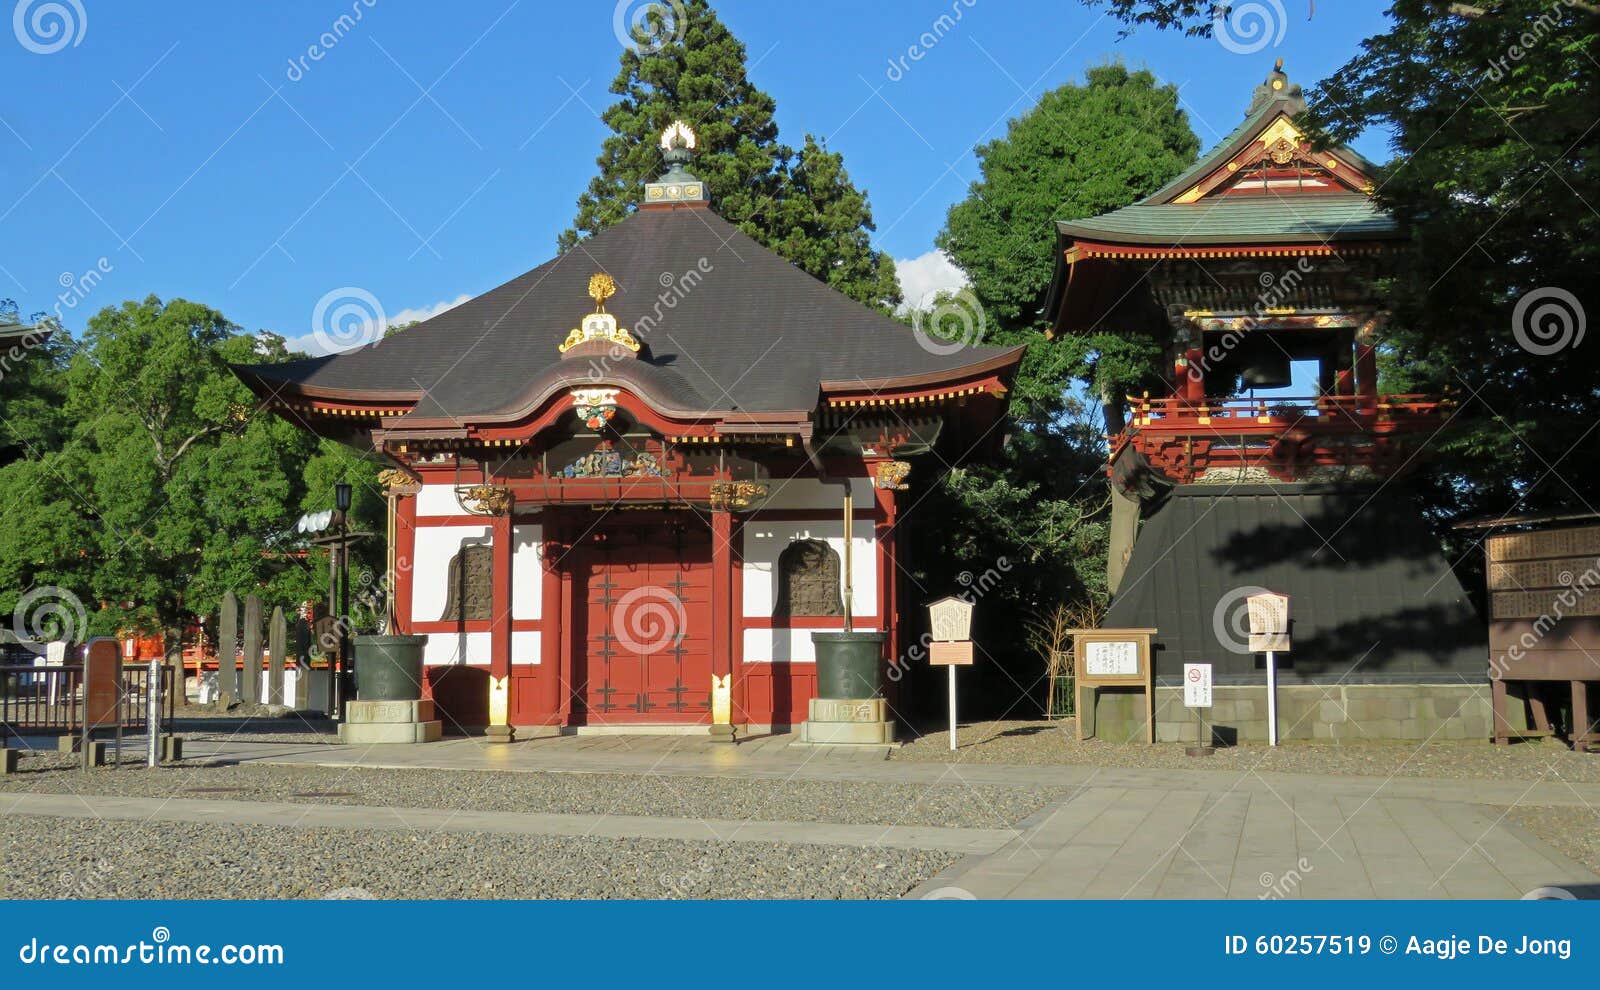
[563,0,899,311]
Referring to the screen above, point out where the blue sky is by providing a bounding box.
[2,0,1394,351]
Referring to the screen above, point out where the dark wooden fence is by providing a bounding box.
[0,661,175,741]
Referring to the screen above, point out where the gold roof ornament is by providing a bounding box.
[588,273,617,311]
[645,119,708,206]
[660,119,696,152]
[559,273,641,355]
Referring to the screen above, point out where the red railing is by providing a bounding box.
[1127,393,1444,430]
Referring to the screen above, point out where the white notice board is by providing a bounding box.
[1084,640,1140,677]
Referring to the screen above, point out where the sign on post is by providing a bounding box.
[927,597,976,751]
[1246,591,1290,746]
[1071,629,1156,744]
[1183,663,1213,708]
[1183,662,1214,757]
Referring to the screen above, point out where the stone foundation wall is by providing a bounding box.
[1087,683,1502,744]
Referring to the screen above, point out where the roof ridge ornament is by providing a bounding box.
[558,272,641,356]
[1247,57,1305,117]
[645,118,709,207]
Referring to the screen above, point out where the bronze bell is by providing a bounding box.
[1239,346,1292,389]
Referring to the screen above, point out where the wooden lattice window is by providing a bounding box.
[774,539,843,617]
[438,543,494,622]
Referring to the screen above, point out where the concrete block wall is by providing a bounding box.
[1086,683,1499,744]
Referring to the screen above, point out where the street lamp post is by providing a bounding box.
[335,483,353,722]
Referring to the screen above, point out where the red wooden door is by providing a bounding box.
[572,517,712,723]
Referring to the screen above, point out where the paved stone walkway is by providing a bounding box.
[18,733,1598,899]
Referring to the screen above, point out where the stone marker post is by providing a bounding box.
[268,607,287,707]
[216,590,238,711]
[242,594,263,706]
[293,617,312,710]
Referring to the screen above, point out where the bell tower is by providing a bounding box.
[1043,62,1486,743]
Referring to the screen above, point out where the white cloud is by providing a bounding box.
[284,293,472,355]
[895,250,970,313]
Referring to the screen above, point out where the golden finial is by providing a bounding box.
[588,273,617,312]
[660,119,696,152]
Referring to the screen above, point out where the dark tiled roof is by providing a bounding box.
[1104,485,1485,684]
[1056,194,1398,246]
[238,206,1020,419]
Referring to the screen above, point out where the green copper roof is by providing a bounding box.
[1057,61,1391,247]
[1056,194,1398,246]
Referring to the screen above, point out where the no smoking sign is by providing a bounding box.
[1183,663,1213,708]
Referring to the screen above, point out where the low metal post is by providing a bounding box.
[1266,650,1279,747]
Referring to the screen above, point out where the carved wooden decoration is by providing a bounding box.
[774,539,843,617]
[439,543,495,622]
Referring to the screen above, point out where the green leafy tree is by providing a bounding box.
[0,300,72,469]
[905,65,1197,714]
[0,297,325,663]
[563,0,899,310]
[767,135,902,312]
[939,63,1198,405]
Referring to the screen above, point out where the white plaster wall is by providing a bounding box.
[423,631,491,666]
[416,483,473,517]
[411,525,491,625]
[511,630,540,666]
[742,625,881,664]
[742,518,876,620]
[511,524,543,620]
[761,476,873,511]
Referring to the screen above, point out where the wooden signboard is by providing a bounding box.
[83,637,121,730]
[1071,629,1156,743]
[928,641,975,666]
[1483,524,1600,750]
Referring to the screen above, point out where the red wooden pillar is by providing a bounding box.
[540,514,564,724]
[874,483,898,711]
[393,493,417,636]
[711,509,734,731]
[1355,343,1379,410]
[730,517,748,726]
[489,509,514,741]
[558,534,575,723]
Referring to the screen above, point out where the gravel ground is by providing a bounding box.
[892,719,1600,782]
[0,815,952,899]
[1507,805,1600,879]
[0,757,1059,829]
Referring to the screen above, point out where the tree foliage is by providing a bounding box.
[0,297,382,656]
[563,0,900,310]
[906,65,1198,712]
